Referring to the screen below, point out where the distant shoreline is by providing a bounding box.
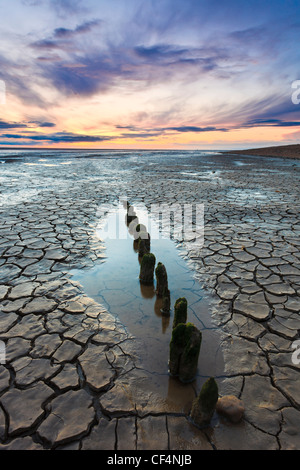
[222,144,300,160]
[0,144,299,160]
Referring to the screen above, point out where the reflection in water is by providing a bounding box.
[140,282,156,299]
[71,203,224,410]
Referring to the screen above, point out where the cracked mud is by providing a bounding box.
[0,151,299,450]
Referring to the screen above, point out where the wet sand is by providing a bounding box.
[223,143,300,160]
[0,150,299,450]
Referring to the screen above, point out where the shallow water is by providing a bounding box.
[71,203,224,402]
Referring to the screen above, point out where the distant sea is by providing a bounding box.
[0,148,222,164]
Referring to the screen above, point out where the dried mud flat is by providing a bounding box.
[0,151,299,450]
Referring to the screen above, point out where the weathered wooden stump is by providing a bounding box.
[138,231,151,257]
[190,377,218,427]
[169,322,202,382]
[139,253,156,284]
[155,262,168,297]
[172,297,188,329]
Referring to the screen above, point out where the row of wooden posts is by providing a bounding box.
[125,202,219,427]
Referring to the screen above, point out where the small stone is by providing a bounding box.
[190,377,219,427]
[216,395,245,423]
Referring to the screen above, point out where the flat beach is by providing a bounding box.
[223,144,300,160]
[0,149,299,450]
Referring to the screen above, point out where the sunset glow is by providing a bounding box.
[1,0,300,149]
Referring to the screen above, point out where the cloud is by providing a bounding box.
[0,120,55,129]
[30,19,101,54]
[30,39,62,50]
[115,124,229,140]
[164,126,228,132]
[241,118,300,128]
[33,40,234,99]
[0,120,27,129]
[47,0,88,16]
[133,44,226,73]
[29,121,56,128]
[2,0,300,148]
[53,20,101,38]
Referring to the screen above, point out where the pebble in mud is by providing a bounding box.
[216,395,245,423]
[0,151,299,450]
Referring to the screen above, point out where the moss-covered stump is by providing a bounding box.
[169,322,202,382]
[161,288,171,315]
[169,323,187,376]
[172,297,188,329]
[139,253,156,284]
[155,262,168,298]
[137,231,151,257]
[190,377,218,427]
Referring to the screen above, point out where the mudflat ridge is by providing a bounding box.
[223,144,300,159]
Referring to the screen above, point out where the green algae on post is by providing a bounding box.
[155,262,168,298]
[173,297,188,329]
[190,377,219,427]
[169,322,202,382]
[139,252,156,284]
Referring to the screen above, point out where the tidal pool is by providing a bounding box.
[71,203,224,408]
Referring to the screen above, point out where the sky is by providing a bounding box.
[0,0,300,150]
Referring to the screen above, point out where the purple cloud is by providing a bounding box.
[1,132,113,143]
[53,20,101,38]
